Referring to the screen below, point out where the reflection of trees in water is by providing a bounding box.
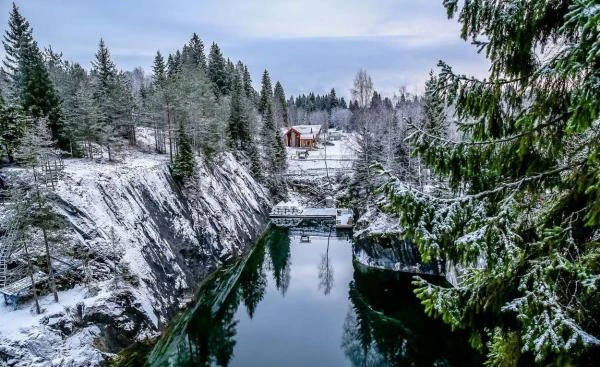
[341,306,389,367]
[266,228,292,295]
[341,262,480,367]
[184,284,240,367]
[318,230,335,295]
[156,229,295,366]
[341,281,404,367]
[239,243,267,318]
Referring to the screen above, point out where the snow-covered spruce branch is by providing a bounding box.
[376,163,575,204]
[404,116,560,147]
[437,60,531,86]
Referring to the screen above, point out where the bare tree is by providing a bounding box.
[351,69,373,109]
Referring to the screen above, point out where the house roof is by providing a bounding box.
[289,125,322,140]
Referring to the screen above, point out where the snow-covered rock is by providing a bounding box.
[0,151,270,366]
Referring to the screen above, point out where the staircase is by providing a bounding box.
[0,242,6,289]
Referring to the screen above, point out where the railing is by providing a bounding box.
[271,207,303,216]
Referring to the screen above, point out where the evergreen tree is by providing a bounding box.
[328,88,339,111]
[0,94,27,163]
[91,39,124,161]
[172,122,195,180]
[2,5,63,146]
[2,2,33,87]
[258,70,272,115]
[188,33,206,71]
[273,81,288,127]
[225,58,236,94]
[340,97,347,109]
[247,141,262,181]
[17,120,66,303]
[380,1,600,366]
[152,51,167,88]
[18,40,62,144]
[227,72,251,150]
[70,80,102,159]
[242,65,254,99]
[419,71,447,139]
[261,102,287,199]
[207,42,227,96]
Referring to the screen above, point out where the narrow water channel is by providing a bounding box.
[145,226,481,366]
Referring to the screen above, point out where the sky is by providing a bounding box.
[0,0,489,99]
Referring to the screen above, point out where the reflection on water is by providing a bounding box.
[145,226,481,367]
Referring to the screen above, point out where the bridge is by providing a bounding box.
[269,203,353,229]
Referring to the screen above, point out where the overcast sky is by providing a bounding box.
[0,0,489,99]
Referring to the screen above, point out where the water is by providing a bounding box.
[145,226,480,366]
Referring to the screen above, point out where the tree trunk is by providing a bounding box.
[33,171,59,302]
[23,243,41,314]
[167,106,173,163]
[42,228,58,302]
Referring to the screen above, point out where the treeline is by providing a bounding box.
[0,3,289,196]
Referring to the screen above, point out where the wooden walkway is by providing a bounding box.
[1,271,49,309]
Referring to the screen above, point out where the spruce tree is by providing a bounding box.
[273,81,288,127]
[242,65,254,99]
[228,73,249,150]
[380,1,600,365]
[419,71,447,139]
[0,94,27,163]
[2,5,63,146]
[2,3,33,87]
[188,33,206,71]
[207,42,227,97]
[258,70,272,115]
[18,41,62,144]
[91,39,122,161]
[328,88,338,111]
[172,122,195,180]
[152,51,167,88]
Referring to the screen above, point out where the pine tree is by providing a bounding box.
[380,1,600,365]
[172,122,195,180]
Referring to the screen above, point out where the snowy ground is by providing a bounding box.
[286,133,357,177]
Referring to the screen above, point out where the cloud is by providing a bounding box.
[0,0,489,100]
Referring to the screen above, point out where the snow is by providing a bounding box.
[0,283,113,366]
[0,131,270,366]
[286,133,357,177]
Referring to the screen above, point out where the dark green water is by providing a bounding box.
[145,226,480,366]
